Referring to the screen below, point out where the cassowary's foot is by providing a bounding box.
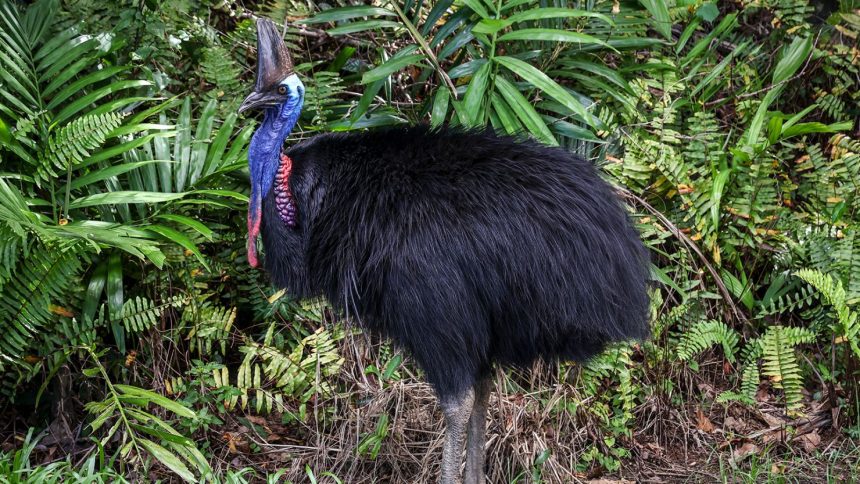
[439,387,476,484]
[464,378,491,484]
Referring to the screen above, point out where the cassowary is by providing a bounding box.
[239,19,649,484]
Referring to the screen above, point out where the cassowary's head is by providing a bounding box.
[238,19,304,115]
[239,18,305,267]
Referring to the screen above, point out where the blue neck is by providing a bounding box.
[248,100,302,200]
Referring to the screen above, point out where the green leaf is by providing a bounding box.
[69,160,170,191]
[107,252,125,354]
[326,20,402,35]
[52,80,152,125]
[114,384,197,419]
[361,54,426,84]
[462,61,492,127]
[772,36,812,84]
[696,3,720,22]
[781,121,853,138]
[639,0,672,39]
[156,214,213,241]
[472,19,508,35]
[497,29,613,50]
[505,7,614,25]
[146,225,208,269]
[494,76,556,145]
[301,6,396,24]
[710,168,731,230]
[462,0,492,19]
[431,88,450,128]
[139,438,196,483]
[495,56,595,128]
[68,191,185,209]
[490,92,522,135]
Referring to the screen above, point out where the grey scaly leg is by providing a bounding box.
[464,378,491,484]
[439,386,475,484]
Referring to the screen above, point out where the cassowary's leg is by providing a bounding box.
[464,377,491,484]
[439,387,475,484]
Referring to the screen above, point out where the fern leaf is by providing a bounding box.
[37,113,124,185]
[676,320,740,363]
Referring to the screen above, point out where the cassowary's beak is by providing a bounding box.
[238,91,282,114]
[239,18,295,114]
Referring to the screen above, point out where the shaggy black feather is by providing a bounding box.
[261,125,650,399]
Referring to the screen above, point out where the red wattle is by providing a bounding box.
[247,204,262,268]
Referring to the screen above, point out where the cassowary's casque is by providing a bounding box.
[240,18,650,484]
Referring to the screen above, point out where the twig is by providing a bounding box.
[705,30,822,108]
[225,6,366,48]
[386,1,459,100]
[620,188,749,326]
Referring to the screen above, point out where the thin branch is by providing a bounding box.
[387,1,459,100]
[620,188,750,326]
[705,31,822,108]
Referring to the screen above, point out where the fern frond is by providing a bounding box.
[795,269,860,357]
[676,320,740,363]
[37,113,124,185]
[120,296,181,334]
[0,243,87,398]
[759,325,815,410]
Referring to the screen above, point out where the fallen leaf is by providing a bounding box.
[723,416,746,433]
[696,408,715,433]
[760,412,786,427]
[732,442,759,463]
[762,428,787,444]
[796,431,821,452]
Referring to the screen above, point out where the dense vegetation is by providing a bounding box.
[0,0,859,481]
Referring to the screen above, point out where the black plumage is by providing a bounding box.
[261,125,650,399]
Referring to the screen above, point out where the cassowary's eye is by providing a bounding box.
[278,85,287,95]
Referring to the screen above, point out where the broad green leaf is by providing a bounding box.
[505,8,614,26]
[327,20,402,35]
[781,121,853,138]
[772,36,812,84]
[52,80,152,125]
[494,76,556,145]
[462,0,492,19]
[301,6,396,24]
[431,88,450,128]
[69,160,171,191]
[46,66,128,109]
[114,384,197,419]
[498,29,613,50]
[68,191,185,209]
[361,54,425,84]
[495,56,595,128]
[202,113,237,177]
[639,0,672,39]
[711,168,731,230]
[139,438,196,483]
[744,36,813,147]
[490,92,522,135]
[472,19,507,35]
[147,224,208,269]
[190,189,248,201]
[107,252,125,354]
[462,61,492,127]
[557,60,632,94]
[696,3,720,22]
[156,214,213,241]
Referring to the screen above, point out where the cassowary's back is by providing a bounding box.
[262,126,649,398]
